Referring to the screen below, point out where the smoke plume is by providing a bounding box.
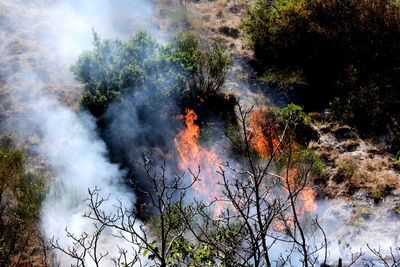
[0,0,158,265]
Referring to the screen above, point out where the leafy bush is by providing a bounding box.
[72,31,158,116]
[278,103,316,145]
[261,68,306,89]
[0,137,46,265]
[165,30,232,98]
[242,0,400,150]
[73,30,233,119]
[163,30,235,121]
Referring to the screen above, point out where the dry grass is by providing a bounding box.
[312,121,400,199]
[183,0,253,57]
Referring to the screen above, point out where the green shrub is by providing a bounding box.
[165,30,232,98]
[369,187,384,202]
[0,137,46,264]
[73,30,233,118]
[279,103,316,145]
[72,31,158,116]
[261,68,306,89]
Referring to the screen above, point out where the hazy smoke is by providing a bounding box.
[0,0,157,265]
[43,0,158,63]
[24,83,136,266]
[2,0,400,266]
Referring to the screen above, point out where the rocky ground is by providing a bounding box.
[311,117,400,200]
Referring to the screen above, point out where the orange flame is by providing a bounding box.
[273,214,295,232]
[174,109,224,213]
[282,167,317,213]
[248,107,317,218]
[274,168,317,233]
[248,107,281,158]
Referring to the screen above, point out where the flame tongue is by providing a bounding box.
[174,109,223,211]
[283,168,317,213]
[248,107,281,158]
[174,107,317,217]
[248,107,317,215]
[175,109,202,172]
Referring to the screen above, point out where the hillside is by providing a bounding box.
[0,0,400,266]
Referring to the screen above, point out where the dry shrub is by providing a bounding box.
[334,155,358,183]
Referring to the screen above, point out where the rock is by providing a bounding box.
[391,206,400,218]
[342,140,359,152]
[319,124,333,134]
[394,162,400,171]
[227,3,241,14]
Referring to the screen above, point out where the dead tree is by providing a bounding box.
[51,155,197,267]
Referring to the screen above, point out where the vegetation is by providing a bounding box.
[53,104,330,267]
[5,0,400,266]
[0,137,47,266]
[72,30,233,119]
[71,31,159,116]
[164,30,235,120]
[242,0,400,152]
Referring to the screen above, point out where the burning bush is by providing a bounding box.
[242,0,400,151]
[246,104,315,158]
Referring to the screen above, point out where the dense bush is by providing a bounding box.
[0,137,46,265]
[164,30,235,122]
[72,31,159,116]
[73,30,233,119]
[242,0,400,151]
[164,30,232,98]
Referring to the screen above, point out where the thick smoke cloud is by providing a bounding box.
[0,0,158,265]
[22,83,136,266]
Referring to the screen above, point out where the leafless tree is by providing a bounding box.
[49,223,108,267]
[51,155,198,267]
[50,103,376,267]
[367,245,400,267]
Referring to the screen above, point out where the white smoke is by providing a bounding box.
[3,0,400,266]
[0,0,158,265]
[24,81,137,266]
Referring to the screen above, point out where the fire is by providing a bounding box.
[274,168,317,233]
[282,168,317,213]
[248,107,281,158]
[301,187,317,212]
[273,214,295,232]
[174,109,224,212]
[248,107,317,220]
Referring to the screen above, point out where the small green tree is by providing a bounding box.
[164,30,232,99]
